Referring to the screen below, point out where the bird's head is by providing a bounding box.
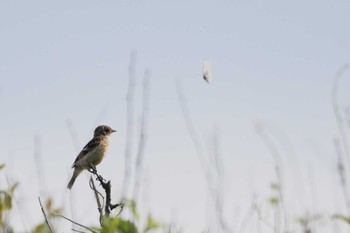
[94,125,116,137]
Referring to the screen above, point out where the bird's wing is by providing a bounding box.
[72,137,102,167]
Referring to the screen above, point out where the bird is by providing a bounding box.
[67,125,116,189]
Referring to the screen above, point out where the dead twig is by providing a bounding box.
[89,177,104,226]
[38,197,54,233]
[88,166,124,217]
[72,229,87,233]
[52,212,97,233]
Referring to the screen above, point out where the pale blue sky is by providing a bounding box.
[1,1,350,232]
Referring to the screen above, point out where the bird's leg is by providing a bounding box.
[87,163,107,183]
[96,174,106,183]
[88,163,97,175]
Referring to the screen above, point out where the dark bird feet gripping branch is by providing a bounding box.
[88,165,124,221]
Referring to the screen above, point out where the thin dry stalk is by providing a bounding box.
[175,79,207,170]
[345,107,350,129]
[175,79,230,232]
[255,122,287,233]
[5,176,28,233]
[121,51,137,200]
[334,138,350,213]
[52,212,97,233]
[38,197,54,233]
[332,64,350,216]
[71,229,87,233]
[307,165,317,233]
[93,104,110,128]
[88,167,123,217]
[332,64,350,168]
[89,177,104,226]
[237,204,255,233]
[133,69,151,202]
[34,136,46,196]
[12,196,29,232]
[65,120,81,152]
[209,129,230,233]
[65,120,79,227]
[252,202,274,231]
[175,78,214,196]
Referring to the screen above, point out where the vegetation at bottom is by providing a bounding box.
[0,163,164,233]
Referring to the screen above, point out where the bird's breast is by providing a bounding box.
[82,139,109,167]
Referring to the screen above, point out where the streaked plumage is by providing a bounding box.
[67,125,116,189]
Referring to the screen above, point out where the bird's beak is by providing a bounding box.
[112,129,117,133]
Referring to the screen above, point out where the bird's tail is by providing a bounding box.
[67,168,82,189]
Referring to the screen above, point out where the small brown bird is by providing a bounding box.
[67,125,116,189]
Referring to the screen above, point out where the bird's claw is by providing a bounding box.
[88,163,97,174]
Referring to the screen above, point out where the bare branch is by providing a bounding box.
[88,166,124,217]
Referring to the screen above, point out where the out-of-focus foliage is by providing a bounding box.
[101,217,138,233]
[267,182,281,207]
[0,163,16,233]
[99,200,163,233]
[0,163,63,233]
[127,199,140,221]
[144,214,162,232]
[0,163,165,233]
[31,223,50,233]
[333,214,350,225]
[31,197,62,233]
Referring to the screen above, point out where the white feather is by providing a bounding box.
[203,60,211,84]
